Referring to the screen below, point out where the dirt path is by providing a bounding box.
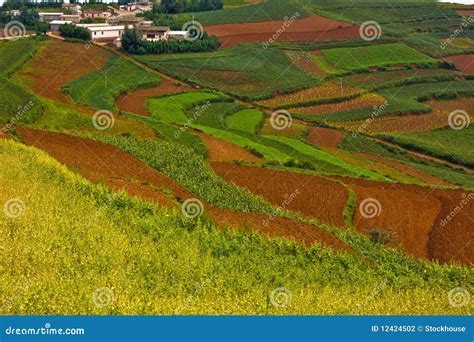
[16,126,351,252]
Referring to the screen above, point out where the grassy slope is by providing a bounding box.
[67,54,160,112]
[2,140,473,315]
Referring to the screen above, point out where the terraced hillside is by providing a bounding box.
[1,0,473,316]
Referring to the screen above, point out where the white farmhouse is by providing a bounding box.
[87,25,125,41]
[50,20,73,31]
[39,12,64,22]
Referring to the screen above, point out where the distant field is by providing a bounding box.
[322,44,437,71]
[67,54,160,112]
[135,45,319,100]
[382,126,474,168]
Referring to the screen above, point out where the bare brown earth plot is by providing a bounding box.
[205,15,360,48]
[441,54,474,74]
[306,126,345,148]
[16,126,351,253]
[212,162,472,265]
[193,131,262,163]
[116,79,191,117]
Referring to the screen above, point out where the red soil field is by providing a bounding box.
[334,176,473,265]
[211,162,349,228]
[193,131,262,163]
[457,10,474,16]
[441,54,474,74]
[291,94,386,115]
[16,126,350,252]
[307,126,345,148]
[205,15,360,48]
[116,78,191,116]
[19,40,109,105]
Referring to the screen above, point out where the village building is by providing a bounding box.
[61,14,81,24]
[39,12,64,22]
[87,25,125,41]
[62,3,82,15]
[83,10,112,20]
[138,25,170,41]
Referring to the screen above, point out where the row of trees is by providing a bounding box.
[58,23,91,41]
[121,28,221,55]
[159,0,223,14]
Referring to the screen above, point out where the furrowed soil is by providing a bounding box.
[193,131,262,163]
[205,15,360,48]
[307,126,345,148]
[16,126,350,252]
[334,176,473,265]
[210,162,349,228]
[18,39,109,105]
[291,94,386,115]
[441,54,474,74]
[116,78,191,116]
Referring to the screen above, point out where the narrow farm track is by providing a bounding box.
[16,126,351,252]
[334,176,474,265]
[369,137,474,174]
[210,162,349,228]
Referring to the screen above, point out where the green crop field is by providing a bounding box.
[226,109,264,133]
[147,91,225,124]
[136,45,319,100]
[322,44,437,71]
[381,126,474,168]
[0,38,38,78]
[67,54,160,112]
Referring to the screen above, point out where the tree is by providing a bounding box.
[35,22,49,36]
